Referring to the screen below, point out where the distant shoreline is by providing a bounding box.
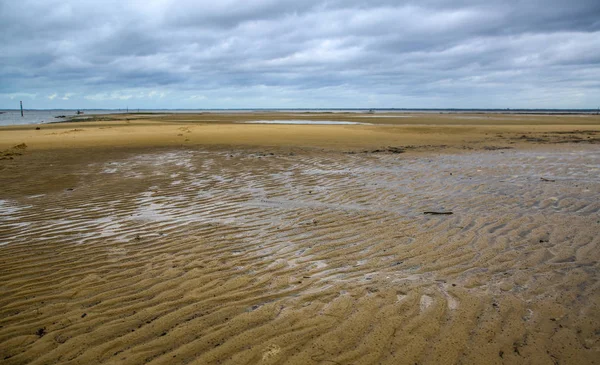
[1,108,599,114]
[2,109,599,128]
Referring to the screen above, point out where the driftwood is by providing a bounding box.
[364,146,406,154]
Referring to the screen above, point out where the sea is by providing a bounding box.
[0,108,598,127]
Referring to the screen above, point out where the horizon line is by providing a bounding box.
[2,107,600,111]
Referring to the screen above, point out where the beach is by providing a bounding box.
[1,112,600,152]
[1,113,599,364]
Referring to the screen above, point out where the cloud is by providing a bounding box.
[0,0,599,108]
[84,92,135,101]
[0,92,37,100]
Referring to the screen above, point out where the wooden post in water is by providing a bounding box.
[20,101,23,117]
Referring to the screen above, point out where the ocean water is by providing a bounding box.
[0,110,121,126]
[0,109,380,126]
[1,108,596,127]
[0,109,367,126]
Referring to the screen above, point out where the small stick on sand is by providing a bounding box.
[424,211,453,215]
[540,177,555,182]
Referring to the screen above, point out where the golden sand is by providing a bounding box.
[0,113,599,364]
[1,112,599,152]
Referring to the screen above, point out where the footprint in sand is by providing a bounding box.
[420,295,433,312]
[262,344,281,361]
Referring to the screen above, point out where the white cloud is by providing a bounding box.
[1,0,599,108]
[1,92,38,100]
[148,90,167,98]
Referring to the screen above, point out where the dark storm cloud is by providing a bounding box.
[1,0,599,108]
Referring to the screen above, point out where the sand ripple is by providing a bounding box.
[1,147,599,364]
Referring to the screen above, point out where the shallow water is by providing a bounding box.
[0,110,124,126]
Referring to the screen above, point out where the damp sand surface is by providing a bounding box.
[1,143,599,365]
[237,120,371,125]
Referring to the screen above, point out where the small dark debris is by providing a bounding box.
[539,239,549,243]
[492,303,499,308]
[81,313,87,318]
[36,327,47,337]
[513,343,521,356]
[452,283,456,287]
[483,146,513,151]
[160,332,167,337]
[386,147,405,153]
[499,351,504,358]
[424,211,453,215]
[36,127,41,130]
[66,188,74,191]
[365,146,406,154]
[540,177,555,182]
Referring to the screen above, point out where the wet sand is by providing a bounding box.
[1,113,599,364]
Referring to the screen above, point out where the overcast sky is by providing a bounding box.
[1,0,599,109]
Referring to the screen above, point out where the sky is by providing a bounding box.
[1,0,599,109]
